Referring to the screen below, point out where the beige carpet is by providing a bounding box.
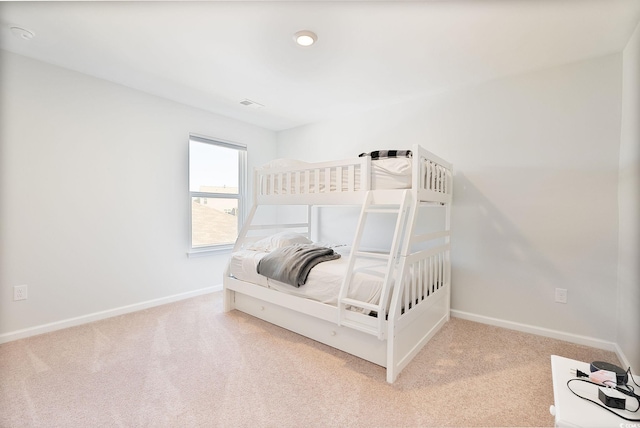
[0,292,620,427]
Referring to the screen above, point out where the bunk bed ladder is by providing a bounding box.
[337,190,413,339]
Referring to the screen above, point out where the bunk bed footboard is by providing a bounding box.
[385,243,451,382]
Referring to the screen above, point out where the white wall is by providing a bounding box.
[0,52,277,338]
[618,21,640,372]
[1,46,633,366]
[277,55,623,345]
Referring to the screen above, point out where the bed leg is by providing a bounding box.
[386,366,398,383]
[223,288,235,312]
[387,324,398,383]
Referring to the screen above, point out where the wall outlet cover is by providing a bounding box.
[14,285,28,301]
[555,288,567,304]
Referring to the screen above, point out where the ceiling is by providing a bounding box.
[2,1,640,131]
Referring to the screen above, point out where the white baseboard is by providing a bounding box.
[0,285,222,345]
[614,343,634,373]
[451,309,618,353]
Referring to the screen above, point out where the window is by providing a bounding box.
[189,134,246,254]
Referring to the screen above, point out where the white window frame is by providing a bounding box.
[188,134,247,256]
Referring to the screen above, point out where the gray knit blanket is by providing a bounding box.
[257,244,341,287]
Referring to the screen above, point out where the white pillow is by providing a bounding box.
[373,157,412,175]
[247,232,312,252]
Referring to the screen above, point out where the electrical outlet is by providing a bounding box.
[14,285,28,301]
[555,288,567,304]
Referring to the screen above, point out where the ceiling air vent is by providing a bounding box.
[239,99,264,109]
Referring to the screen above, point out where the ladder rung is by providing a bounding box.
[365,207,400,214]
[341,298,380,312]
[354,251,389,260]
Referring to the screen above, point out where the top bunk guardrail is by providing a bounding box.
[254,144,452,205]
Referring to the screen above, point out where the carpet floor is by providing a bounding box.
[0,291,620,427]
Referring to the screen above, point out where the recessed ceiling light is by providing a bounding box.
[239,99,264,109]
[293,30,317,47]
[10,26,35,41]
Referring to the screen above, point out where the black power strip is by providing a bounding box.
[599,387,626,409]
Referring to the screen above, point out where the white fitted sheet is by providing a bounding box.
[229,246,387,308]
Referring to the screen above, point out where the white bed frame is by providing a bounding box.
[223,144,453,383]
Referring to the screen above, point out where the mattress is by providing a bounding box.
[229,245,388,309]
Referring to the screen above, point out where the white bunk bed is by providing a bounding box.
[223,144,453,383]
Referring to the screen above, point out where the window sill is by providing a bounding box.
[187,245,233,258]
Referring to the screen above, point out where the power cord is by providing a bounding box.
[570,368,618,388]
[628,367,640,388]
[567,366,640,422]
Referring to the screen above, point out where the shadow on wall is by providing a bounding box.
[450,171,568,322]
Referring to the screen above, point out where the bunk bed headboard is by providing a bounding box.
[411,144,453,204]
